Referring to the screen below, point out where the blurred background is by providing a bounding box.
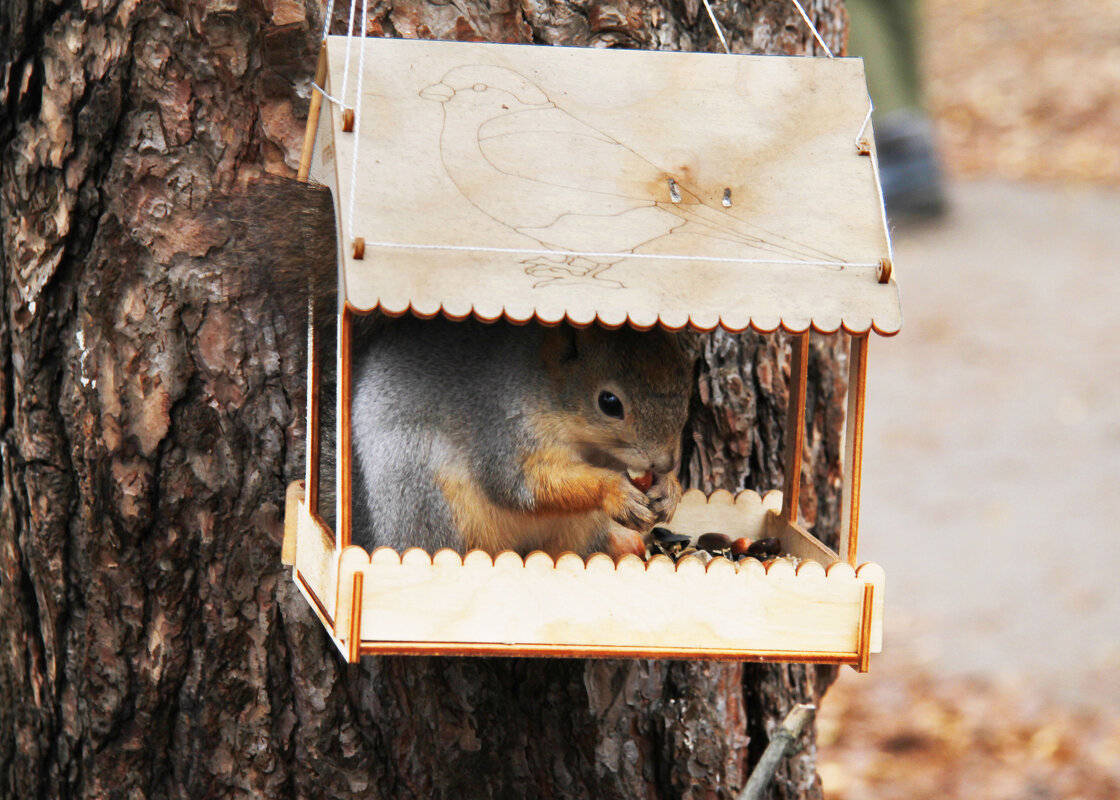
[817,0,1120,797]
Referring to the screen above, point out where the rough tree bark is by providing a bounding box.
[1,0,851,797]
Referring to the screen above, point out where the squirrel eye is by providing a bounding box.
[598,391,624,420]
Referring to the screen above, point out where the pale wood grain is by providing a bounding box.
[555,552,585,574]
[840,333,869,564]
[290,485,883,661]
[765,511,843,566]
[433,548,464,568]
[666,488,782,539]
[282,480,304,567]
[338,307,352,549]
[525,550,555,572]
[310,37,899,335]
[293,499,339,630]
[781,333,810,523]
[348,571,364,663]
[328,542,884,656]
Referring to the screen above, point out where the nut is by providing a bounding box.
[627,468,654,493]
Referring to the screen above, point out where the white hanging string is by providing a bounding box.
[346,0,369,244]
[320,0,337,40]
[788,0,835,57]
[700,0,835,58]
[312,83,344,106]
[699,0,732,55]
[314,0,369,244]
[312,0,349,105]
[338,0,360,109]
[856,94,874,151]
[864,113,895,266]
[352,239,880,270]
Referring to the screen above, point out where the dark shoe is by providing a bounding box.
[875,110,947,221]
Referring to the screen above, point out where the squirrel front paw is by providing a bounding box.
[607,526,648,560]
[603,476,660,532]
[647,472,682,524]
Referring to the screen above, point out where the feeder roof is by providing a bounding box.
[309,37,901,335]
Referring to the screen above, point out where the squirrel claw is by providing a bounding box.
[606,477,659,532]
[646,472,683,524]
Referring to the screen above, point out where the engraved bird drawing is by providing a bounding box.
[419,64,840,288]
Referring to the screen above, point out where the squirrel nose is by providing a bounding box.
[652,452,678,475]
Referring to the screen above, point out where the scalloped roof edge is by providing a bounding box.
[343,301,902,337]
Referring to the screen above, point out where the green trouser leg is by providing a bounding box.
[846,0,924,114]
[847,0,945,217]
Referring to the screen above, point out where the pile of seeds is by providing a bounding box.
[647,527,793,566]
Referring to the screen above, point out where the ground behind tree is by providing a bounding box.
[818,1,1120,796]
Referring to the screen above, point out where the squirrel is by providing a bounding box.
[348,315,690,558]
[214,178,693,559]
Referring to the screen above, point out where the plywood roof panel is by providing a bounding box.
[314,37,901,334]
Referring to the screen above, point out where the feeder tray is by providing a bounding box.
[281,36,900,668]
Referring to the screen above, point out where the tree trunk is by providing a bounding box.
[1,1,850,797]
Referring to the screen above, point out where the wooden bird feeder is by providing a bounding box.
[281,36,900,669]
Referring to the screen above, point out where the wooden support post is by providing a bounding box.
[781,333,809,524]
[854,582,874,673]
[281,480,305,566]
[339,306,352,549]
[297,43,328,182]
[299,43,327,512]
[839,334,869,565]
[348,571,364,663]
[306,304,321,514]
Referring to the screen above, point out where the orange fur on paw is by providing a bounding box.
[523,449,657,531]
[523,447,613,513]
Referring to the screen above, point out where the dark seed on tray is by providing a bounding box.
[747,537,781,557]
[652,527,692,545]
[650,528,691,557]
[662,537,693,550]
[696,533,732,555]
